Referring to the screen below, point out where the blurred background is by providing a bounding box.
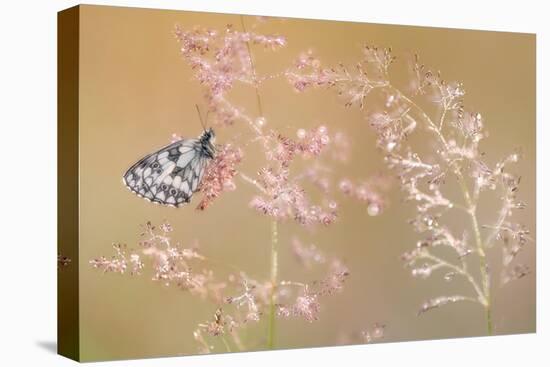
[77,5,535,361]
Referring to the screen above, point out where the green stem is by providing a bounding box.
[238,15,278,346]
[457,171,493,335]
[267,220,278,349]
[221,335,232,352]
[239,14,277,346]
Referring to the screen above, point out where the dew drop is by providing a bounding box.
[367,203,380,216]
[443,272,456,281]
[385,94,395,107]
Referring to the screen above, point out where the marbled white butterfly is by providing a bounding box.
[123,128,216,207]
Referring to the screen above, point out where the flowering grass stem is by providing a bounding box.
[457,170,493,335]
[285,46,519,334]
[268,220,279,349]
[404,81,494,335]
[237,15,280,347]
[405,81,493,332]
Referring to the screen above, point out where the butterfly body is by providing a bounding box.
[123,128,216,207]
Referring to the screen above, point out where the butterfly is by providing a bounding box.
[123,128,216,207]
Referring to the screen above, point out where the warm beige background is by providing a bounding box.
[78,5,535,361]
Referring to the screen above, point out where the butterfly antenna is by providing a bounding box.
[195,104,207,132]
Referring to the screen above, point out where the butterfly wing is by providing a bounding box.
[123,139,210,207]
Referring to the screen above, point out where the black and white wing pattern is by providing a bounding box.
[123,129,215,207]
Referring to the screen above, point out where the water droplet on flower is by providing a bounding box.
[444,272,456,281]
[385,94,395,107]
[256,117,266,127]
[223,180,236,191]
[367,203,380,216]
[339,179,353,193]
[297,129,306,139]
[386,141,397,151]
[318,125,327,134]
